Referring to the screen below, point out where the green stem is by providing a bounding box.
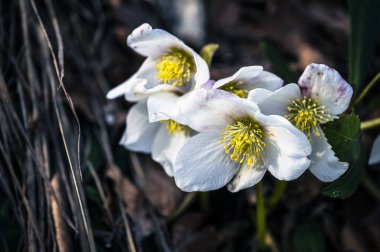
[361,117,380,131]
[268,181,288,212]
[355,71,380,105]
[256,181,267,250]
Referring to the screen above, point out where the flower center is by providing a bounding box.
[156,48,195,87]
[219,118,265,166]
[162,120,190,135]
[286,97,332,138]
[219,81,249,98]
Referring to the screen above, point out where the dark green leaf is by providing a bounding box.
[321,152,364,199]
[292,223,325,252]
[322,114,364,199]
[200,43,219,67]
[349,0,380,97]
[260,42,297,83]
[323,114,361,162]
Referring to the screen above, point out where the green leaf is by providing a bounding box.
[321,153,364,199]
[292,223,325,252]
[321,114,364,199]
[349,0,380,98]
[259,42,297,83]
[323,114,361,162]
[200,43,219,67]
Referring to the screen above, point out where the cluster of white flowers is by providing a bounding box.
[107,24,353,192]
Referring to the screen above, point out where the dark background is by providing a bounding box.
[1,0,380,251]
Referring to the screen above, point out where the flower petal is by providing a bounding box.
[247,88,273,104]
[174,132,238,192]
[174,89,258,132]
[107,58,179,102]
[256,113,311,180]
[147,92,181,122]
[250,84,301,116]
[227,163,267,192]
[120,102,160,153]
[243,70,283,91]
[309,131,349,182]
[151,125,189,176]
[369,134,380,165]
[127,24,210,89]
[298,63,353,115]
[127,23,183,58]
[213,66,263,89]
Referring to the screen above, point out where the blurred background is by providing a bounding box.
[1,0,380,251]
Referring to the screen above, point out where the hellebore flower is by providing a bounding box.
[106,23,209,101]
[172,89,311,192]
[248,63,353,182]
[106,23,209,176]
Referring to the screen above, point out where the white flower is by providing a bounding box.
[172,88,311,192]
[106,23,209,176]
[248,63,353,182]
[106,23,209,102]
[147,66,283,123]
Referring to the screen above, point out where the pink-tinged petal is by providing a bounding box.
[298,63,353,115]
[309,132,349,182]
[174,89,258,132]
[256,113,311,180]
[119,102,160,153]
[151,125,189,176]
[227,163,267,192]
[250,84,301,116]
[174,132,239,192]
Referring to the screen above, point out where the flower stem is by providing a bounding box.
[268,180,288,212]
[361,117,380,131]
[355,71,380,105]
[256,181,267,250]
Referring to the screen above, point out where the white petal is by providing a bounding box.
[120,102,160,153]
[127,23,182,58]
[245,70,284,91]
[192,49,210,89]
[256,113,311,180]
[298,63,353,115]
[227,163,267,192]
[174,132,238,192]
[247,88,273,104]
[369,134,380,165]
[250,84,301,116]
[213,66,263,89]
[309,131,349,182]
[147,92,181,122]
[107,58,180,102]
[151,125,189,176]
[174,89,259,132]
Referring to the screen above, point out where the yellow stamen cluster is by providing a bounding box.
[162,119,190,135]
[219,118,265,166]
[219,81,249,98]
[156,48,195,87]
[286,97,332,138]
